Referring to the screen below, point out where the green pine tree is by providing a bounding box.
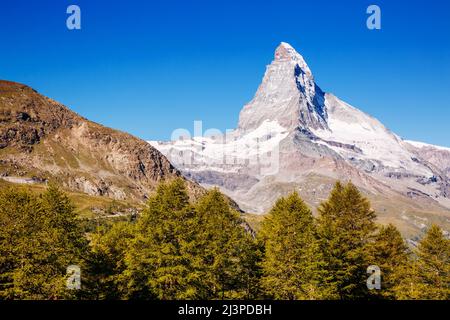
[0,185,87,299]
[366,224,410,299]
[0,188,42,299]
[394,225,449,300]
[193,188,261,299]
[122,178,200,299]
[84,221,135,299]
[316,181,377,299]
[259,192,335,299]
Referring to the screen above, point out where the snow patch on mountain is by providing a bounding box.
[149,120,289,175]
[311,94,433,176]
[405,140,450,152]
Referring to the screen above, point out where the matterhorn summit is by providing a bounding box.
[238,42,327,132]
[150,42,450,236]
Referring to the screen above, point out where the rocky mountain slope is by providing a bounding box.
[150,42,450,238]
[0,80,203,201]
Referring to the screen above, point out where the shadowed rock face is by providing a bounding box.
[0,80,203,201]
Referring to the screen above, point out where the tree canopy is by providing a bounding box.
[0,180,448,300]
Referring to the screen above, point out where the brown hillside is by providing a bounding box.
[0,80,202,201]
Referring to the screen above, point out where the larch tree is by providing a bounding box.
[316,181,377,299]
[0,188,42,299]
[193,188,261,299]
[84,221,135,299]
[122,178,200,299]
[0,185,87,299]
[394,225,449,300]
[366,224,410,299]
[259,192,334,299]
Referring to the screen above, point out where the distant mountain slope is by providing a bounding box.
[150,43,450,238]
[0,80,203,201]
[405,140,450,180]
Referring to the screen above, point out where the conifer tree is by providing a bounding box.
[0,185,87,299]
[23,185,86,299]
[0,188,42,299]
[366,224,410,299]
[394,225,449,300]
[84,221,135,299]
[416,225,450,299]
[316,182,377,299]
[40,184,87,262]
[123,178,200,299]
[259,192,334,299]
[193,188,261,299]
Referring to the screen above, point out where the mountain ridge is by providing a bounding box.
[0,80,204,201]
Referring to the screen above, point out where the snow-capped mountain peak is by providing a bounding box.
[274,42,313,77]
[149,42,450,228]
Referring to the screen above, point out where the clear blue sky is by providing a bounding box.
[1,0,449,146]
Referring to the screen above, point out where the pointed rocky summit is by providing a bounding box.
[238,42,327,132]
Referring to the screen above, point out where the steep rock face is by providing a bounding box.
[150,42,450,237]
[0,80,201,200]
[238,42,327,132]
